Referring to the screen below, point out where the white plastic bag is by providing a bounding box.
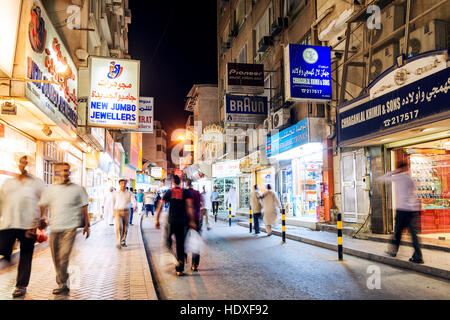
[184,229,203,254]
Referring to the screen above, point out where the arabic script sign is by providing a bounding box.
[338,67,450,143]
[88,56,140,129]
[284,44,332,102]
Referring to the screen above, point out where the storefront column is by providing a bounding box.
[368,146,387,234]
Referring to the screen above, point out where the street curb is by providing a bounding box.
[137,214,158,300]
[237,222,450,281]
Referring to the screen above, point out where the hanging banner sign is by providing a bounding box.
[138,97,153,132]
[88,56,140,129]
[151,167,163,179]
[25,0,78,130]
[266,118,309,157]
[224,94,267,124]
[338,67,450,144]
[284,44,332,102]
[226,63,265,94]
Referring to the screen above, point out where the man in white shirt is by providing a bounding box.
[39,162,90,295]
[0,154,45,298]
[102,187,115,226]
[378,160,423,264]
[111,179,136,249]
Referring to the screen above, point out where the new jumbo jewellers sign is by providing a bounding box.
[284,44,332,102]
[338,52,450,144]
[25,0,78,130]
[88,56,140,129]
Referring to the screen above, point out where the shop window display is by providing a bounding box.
[398,138,450,234]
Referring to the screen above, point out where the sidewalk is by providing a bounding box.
[214,213,450,281]
[0,215,157,300]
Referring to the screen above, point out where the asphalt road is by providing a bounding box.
[141,214,450,300]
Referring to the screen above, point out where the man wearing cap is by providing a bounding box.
[111,179,136,248]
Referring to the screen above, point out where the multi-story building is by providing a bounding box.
[0,0,134,222]
[217,0,450,236]
[142,120,168,176]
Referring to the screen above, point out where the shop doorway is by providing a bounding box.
[341,149,370,223]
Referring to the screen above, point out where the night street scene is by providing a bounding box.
[0,0,449,314]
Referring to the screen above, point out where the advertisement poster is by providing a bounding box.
[88,56,140,129]
[225,94,267,124]
[25,0,78,132]
[226,63,265,94]
[284,44,332,102]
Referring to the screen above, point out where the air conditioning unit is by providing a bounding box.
[272,108,290,130]
[400,20,447,57]
[370,4,405,44]
[263,116,272,132]
[270,17,289,37]
[368,43,399,83]
[258,36,273,53]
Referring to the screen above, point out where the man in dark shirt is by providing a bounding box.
[185,179,202,272]
[155,175,195,276]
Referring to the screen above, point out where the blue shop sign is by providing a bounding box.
[267,118,309,157]
[338,67,450,143]
[136,173,149,184]
[285,44,332,102]
[225,94,267,124]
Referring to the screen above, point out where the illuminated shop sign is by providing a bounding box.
[266,118,309,157]
[224,94,267,124]
[284,44,332,102]
[88,56,140,129]
[0,0,21,76]
[25,1,78,128]
[338,67,450,144]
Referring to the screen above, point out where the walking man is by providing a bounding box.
[155,175,195,276]
[128,189,137,225]
[136,189,144,215]
[378,160,424,263]
[112,179,136,249]
[143,189,156,217]
[260,184,281,236]
[200,186,211,230]
[186,179,202,271]
[39,162,90,295]
[102,186,115,226]
[211,187,219,219]
[249,185,262,235]
[0,154,45,298]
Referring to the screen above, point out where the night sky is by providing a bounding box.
[128,1,218,140]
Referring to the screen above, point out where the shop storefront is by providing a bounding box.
[267,118,330,223]
[337,50,450,235]
[212,160,250,213]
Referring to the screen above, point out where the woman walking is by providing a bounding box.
[260,184,281,236]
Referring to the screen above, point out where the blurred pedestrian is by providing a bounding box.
[39,162,90,295]
[143,189,156,217]
[225,186,237,217]
[102,186,115,226]
[260,184,281,236]
[0,154,45,298]
[200,186,211,230]
[129,189,137,225]
[211,187,219,218]
[136,189,144,215]
[250,185,262,235]
[112,179,136,249]
[186,179,202,271]
[378,160,424,263]
[154,175,195,276]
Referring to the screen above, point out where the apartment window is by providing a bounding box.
[254,4,273,60]
[157,145,162,152]
[264,74,273,111]
[285,0,307,16]
[299,32,311,45]
[238,43,248,63]
[234,0,247,30]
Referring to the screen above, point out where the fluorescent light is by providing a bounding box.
[270,142,323,161]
